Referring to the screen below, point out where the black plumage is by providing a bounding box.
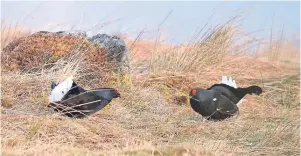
[189,82,262,120]
[48,81,120,118]
[208,84,262,104]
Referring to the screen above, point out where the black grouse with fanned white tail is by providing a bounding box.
[48,77,120,118]
[189,76,262,120]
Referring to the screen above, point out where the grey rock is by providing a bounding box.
[36,31,51,34]
[56,30,87,38]
[36,30,87,38]
[88,33,130,73]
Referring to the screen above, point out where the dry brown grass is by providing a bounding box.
[1,17,300,156]
[1,22,31,47]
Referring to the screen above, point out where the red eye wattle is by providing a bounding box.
[191,89,197,95]
[114,89,120,94]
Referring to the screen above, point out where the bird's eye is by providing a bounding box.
[62,91,64,94]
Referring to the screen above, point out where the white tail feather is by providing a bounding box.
[49,76,74,103]
[221,76,237,88]
[232,80,237,88]
[220,76,244,106]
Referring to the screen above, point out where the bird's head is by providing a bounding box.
[189,88,217,107]
[189,88,208,99]
[113,88,121,98]
[247,85,263,95]
[100,88,121,99]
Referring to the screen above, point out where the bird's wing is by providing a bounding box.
[215,95,239,115]
[208,83,245,105]
[61,86,87,101]
[63,91,111,110]
[208,84,237,93]
[53,92,110,117]
[81,99,110,115]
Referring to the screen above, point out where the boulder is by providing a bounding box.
[88,34,130,73]
[2,31,130,74]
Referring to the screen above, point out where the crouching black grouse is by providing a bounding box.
[189,76,262,120]
[48,76,120,118]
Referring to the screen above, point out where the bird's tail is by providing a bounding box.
[220,76,237,88]
[221,76,246,106]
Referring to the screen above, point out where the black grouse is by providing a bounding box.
[189,76,262,120]
[48,77,120,118]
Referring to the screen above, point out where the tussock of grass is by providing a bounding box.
[148,25,234,74]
